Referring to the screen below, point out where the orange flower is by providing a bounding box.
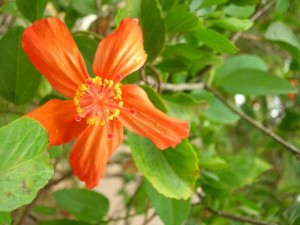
[22,18,189,188]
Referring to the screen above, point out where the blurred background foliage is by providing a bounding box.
[0,0,300,225]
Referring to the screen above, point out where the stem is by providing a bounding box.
[145,64,162,93]
[205,84,300,158]
[207,208,277,225]
[231,0,275,43]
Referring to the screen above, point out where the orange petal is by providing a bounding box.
[70,119,123,188]
[119,85,189,150]
[26,99,87,146]
[22,18,89,98]
[92,18,147,81]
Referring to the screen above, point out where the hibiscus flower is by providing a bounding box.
[22,18,189,188]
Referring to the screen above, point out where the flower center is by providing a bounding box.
[73,75,135,138]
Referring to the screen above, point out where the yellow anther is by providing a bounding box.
[79,84,87,92]
[94,76,102,85]
[74,77,124,126]
[108,80,113,88]
[74,97,79,105]
[76,107,83,114]
[87,117,98,125]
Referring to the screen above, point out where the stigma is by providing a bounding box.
[73,75,135,138]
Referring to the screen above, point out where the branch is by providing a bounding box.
[138,77,204,92]
[208,208,277,225]
[231,0,275,43]
[205,84,300,158]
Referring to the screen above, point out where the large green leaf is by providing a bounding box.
[140,0,166,62]
[0,117,53,211]
[129,134,199,199]
[0,27,41,105]
[53,189,109,222]
[214,54,267,85]
[165,10,199,33]
[145,181,191,225]
[16,0,48,22]
[191,28,238,54]
[219,69,296,95]
[265,21,300,63]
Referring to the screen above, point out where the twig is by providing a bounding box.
[231,0,275,43]
[205,84,300,158]
[145,64,162,93]
[139,79,204,91]
[143,211,156,225]
[207,208,277,225]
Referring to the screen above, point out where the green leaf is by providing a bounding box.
[140,85,167,112]
[156,59,188,73]
[165,10,199,33]
[71,0,96,15]
[219,69,297,95]
[16,0,48,22]
[164,44,223,67]
[200,0,228,8]
[0,212,11,225]
[191,28,238,54]
[159,0,179,11]
[73,35,98,76]
[33,206,56,216]
[0,117,53,211]
[129,134,199,199]
[0,27,41,105]
[38,220,91,225]
[140,0,166,62]
[204,99,240,124]
[203,154,271,195]
[229,0,258,5]
[53,189,109,222]
[214,54,267,85]
[224,4,255,18]
[115,0,141,25]
[145,181,191,225]
[265,21,300,63]
[276,0,290,13]
[163,92,206,106]
[206,17,253,32]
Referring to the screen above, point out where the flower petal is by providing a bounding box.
[92,18,147,81]
[70,119,123,188]
[119,85,189,150]
[26,99,87,146]
[22,18,89,98]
